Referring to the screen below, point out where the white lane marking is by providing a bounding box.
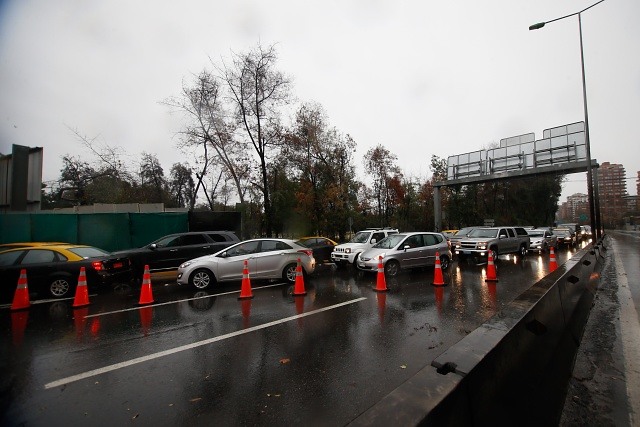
[84,283,286,318]
[44,297,367,389]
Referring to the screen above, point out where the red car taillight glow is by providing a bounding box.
[298,249,313,258]
[91,261,104,271]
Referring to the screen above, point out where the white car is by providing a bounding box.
[527,229,557,253]
[177,238,316,290]
[331,228,398,266]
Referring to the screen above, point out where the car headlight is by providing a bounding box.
[478,242,487,250]
[179,261,193,268]
[345,248,351,254]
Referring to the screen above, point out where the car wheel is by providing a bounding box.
[49,277,72,298]
[352,254,362,267]
[439,255,450,270]
[283,263,298,283]
[189,268,215,290]
[384,260,400,277]
[489,248,498,261]
[519,245,527,258]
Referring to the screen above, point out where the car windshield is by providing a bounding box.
[527,231,544,237]
[68,247,109,258]
[468,229,498,238]
[349,231,371,243]
[455,227,475,236]
[373,234,405,249]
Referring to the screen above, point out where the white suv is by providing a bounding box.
[331,228,399,266]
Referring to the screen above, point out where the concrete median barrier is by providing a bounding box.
[350,243,603,426]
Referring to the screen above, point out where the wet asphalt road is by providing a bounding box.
[1,246,586,426]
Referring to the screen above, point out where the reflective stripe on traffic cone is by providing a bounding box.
[72,267,90,308]
[11,269,31,311]
[549,246,558,272]
[293,258,307,296]
[432,251,446,286]
[238,260,254,299]
[138,265,155,305]
[374,256,388,292]
[485,251,498,282]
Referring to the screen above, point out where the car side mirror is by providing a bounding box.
[403,245,410,251]
[371,239,377,244]
[149,243,157,250]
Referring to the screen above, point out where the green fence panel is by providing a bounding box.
[31,213,79,243]
[0,213,31,242]
[78,213,132,252]
[129,213,188,249]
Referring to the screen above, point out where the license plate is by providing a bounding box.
[463,251,471,255]
[113,262,123,268]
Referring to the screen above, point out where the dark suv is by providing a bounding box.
[113,231,239,279]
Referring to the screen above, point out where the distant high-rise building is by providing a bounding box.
[597,162,626,228]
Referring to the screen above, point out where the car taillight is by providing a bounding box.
[92,261,104,271]
[298,249,313,258]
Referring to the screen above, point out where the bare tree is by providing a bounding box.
[164,70,251,210]
[221,43,292,237]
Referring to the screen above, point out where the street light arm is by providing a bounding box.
[529,0,605,29]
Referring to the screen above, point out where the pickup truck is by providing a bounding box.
[455,226,530,260]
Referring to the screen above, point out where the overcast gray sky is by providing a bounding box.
[1,0,638,201]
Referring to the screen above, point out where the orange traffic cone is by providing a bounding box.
[374,256,388,292]
[11,269,31,311]
[293,258,307,296]
[138,265,154,305]
[73,267,90,308]
[549,246,558,272]
[432,252,446,286]
[485,251,498,282]
[239,260,254,299]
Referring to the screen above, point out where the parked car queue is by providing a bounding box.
[1,224,587,304]
[1,230,454,303]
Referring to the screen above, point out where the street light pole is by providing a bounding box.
[530,0,604,241]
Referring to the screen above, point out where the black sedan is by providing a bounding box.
[295,236,338,264]
[0,245,133,303]
[112,231,240,279]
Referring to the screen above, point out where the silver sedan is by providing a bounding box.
[177,238,316,290]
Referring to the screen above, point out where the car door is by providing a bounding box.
[396,234,424,269]
[253,240,294,279]
[422,234,442,267]
[215,241,260,282]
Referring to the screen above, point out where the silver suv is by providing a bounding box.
[456,226,530,260]
[356,232,452,277]
[331,228,399,266]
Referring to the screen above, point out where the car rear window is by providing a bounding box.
[68,247,109,258]
[208,233,230,242]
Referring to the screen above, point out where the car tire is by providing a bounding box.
[283,263,298,283]
[384,260,400,277]
[49,276,72,298]
[189,268,215,290]
[488,248,498,261]
[439,255,450,270]
[518,245,527,258]
[352,254,361,267]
